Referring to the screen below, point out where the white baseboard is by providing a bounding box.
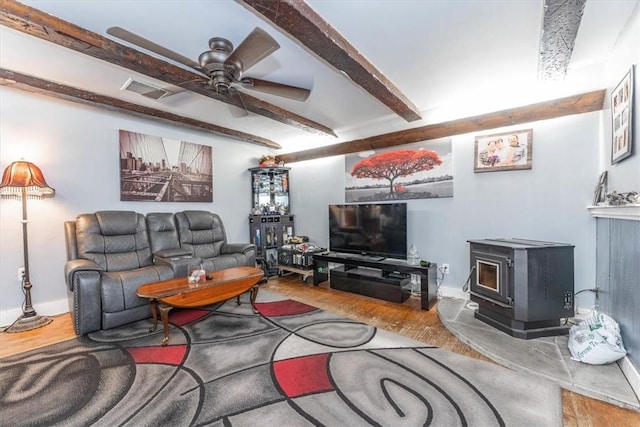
[1,298,69,328]
[619,356,640,401]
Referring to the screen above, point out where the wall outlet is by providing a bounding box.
[17,267,25,281]
[442,264,450,275]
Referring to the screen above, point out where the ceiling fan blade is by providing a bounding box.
[226,27,280,73]
[227,88,249,118]
[240,78,311,102]
[107,26,203,72]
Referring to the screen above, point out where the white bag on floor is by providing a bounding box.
[568,313,627,365]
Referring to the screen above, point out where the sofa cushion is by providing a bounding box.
[76,211,153,272]
[202,254,247,271]
[147,212,181,254]
[101,264,174,313]
[176,211,226,259]
[96,211,139,235]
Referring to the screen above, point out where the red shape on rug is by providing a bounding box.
[255,299,317,317]
[127,345,187,365]
[169,309,209,326]
[274,353,334,398]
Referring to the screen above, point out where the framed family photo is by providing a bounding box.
[611,65,635,164]
[474,129,533,173]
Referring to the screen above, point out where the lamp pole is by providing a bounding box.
[20,186,37,319]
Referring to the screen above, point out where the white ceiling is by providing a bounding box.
[1,0,638,153]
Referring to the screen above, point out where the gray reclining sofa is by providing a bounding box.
[64,210,256,335]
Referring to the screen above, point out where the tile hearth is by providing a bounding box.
[437,297,639,411]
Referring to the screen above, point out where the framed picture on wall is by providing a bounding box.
[611,65,634,164]
[344,138,453,202]
[119,129,213,202]
[474,129,533,173]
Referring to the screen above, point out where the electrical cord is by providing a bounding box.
[574,288,599,296]
[573,288,600,317]
[436,271,443,298]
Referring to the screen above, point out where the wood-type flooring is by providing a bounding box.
[1,274,638,426]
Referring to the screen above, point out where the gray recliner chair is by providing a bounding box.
[64,211,174,335]
[174,210,256,271]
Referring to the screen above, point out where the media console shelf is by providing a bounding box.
[312,252,438,310]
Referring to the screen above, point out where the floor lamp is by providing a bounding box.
[0,160,55,333]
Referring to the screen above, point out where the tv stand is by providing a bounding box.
[312,252,438,310]
[339,253,385,262]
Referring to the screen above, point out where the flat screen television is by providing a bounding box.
[329,203,407,260]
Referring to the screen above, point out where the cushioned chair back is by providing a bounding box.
[146,212,180,253]
[75,211,153,272]
[175,211,226,259]
[64,220,78,261]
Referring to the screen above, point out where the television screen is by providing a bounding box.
[329,203,407,260]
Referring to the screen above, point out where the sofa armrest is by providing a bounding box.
[221,243,256,255]
[154,248,193,258]
[70,270,103,335]
[64,259,102,292]
[154,256,202,277]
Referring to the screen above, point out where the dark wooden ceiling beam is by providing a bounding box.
[276,90,605,163]
[238,0,422,122]
[0,68,281,148]
[538,0,587,80]
[0,0,336,137]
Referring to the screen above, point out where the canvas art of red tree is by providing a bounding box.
[351,149,443,197]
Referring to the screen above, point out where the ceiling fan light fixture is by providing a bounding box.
[210,73,231,91]
[199,51,227,73]
[208,37,233,53]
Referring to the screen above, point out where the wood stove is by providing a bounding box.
[468,238,575,339]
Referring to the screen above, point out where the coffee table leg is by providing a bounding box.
[250,285,259,314]
[158,303,173,346]
[148,299,158,333]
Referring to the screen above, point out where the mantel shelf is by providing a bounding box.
[587,205,640,221]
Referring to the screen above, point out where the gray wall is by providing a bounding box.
[0,89,266,324]
[291,112,600,306]
[600,2,640,192]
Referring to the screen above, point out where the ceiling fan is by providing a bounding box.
[106,26,311,103]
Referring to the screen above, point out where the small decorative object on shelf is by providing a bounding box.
[407,244,420,265]
[259,154,277,167]
[606,191,639,206]
[593,171,608,205]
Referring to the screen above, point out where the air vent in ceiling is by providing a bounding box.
[121,78,171,100]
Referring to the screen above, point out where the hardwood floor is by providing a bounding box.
[1,274,638,426]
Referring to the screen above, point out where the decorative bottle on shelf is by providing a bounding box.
[407,244,419,266]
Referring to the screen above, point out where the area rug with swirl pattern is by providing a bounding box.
[0,290,562,426]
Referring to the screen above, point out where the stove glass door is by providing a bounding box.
[471,251,511,305]
[477,259,499,292]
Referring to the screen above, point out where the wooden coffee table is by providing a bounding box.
[137,266,264,346]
